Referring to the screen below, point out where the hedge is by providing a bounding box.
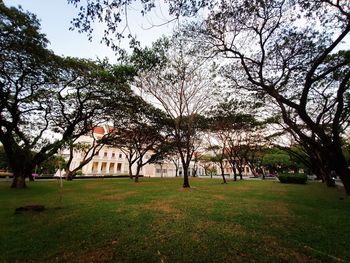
[278,173,307,184]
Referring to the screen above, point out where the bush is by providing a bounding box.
[278,173,307,184]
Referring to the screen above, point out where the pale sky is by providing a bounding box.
[4,0,175,62]
[4,1,349,62]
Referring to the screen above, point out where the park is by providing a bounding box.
[1,0,350,262]
[0,178,350,262]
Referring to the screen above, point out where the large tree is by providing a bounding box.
[182,0,350,193]
[107,95,169,182]
[0,3,133,188]
[208,99,269,180]
[68,0,350,193]
[130,37,216,188]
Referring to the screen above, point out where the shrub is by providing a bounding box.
[278,173,307,184]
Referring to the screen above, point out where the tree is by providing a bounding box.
[205,143,228,183]
[64,127,113,180]
[108,96,169,182]
[0,3,133,188]
[178,0,350,193]
[130,37,216,188]
[67,0,350,193]
[38,155,66,175]
[198,154,217,178]
[208,99,268,181]
[262,148,292,174]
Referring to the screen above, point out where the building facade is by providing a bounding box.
[62,126,251,178]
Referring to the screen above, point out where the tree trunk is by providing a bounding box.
[11,163,32,188]
[11,173,26,188]
[220,162,227,184]
[329,150,350,195]
[337,167,350,195]
[28,174,34,181]
[160,163,163,178]
[66,170,76,181]
[134,165,141,183]
[237,165,243,180]
[233,168,237,181]
[128,163,133,180]
[183,165,190,188]
[262,168,266,180]
[221,173,227,184]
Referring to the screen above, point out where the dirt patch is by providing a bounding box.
[212,194,226,200]
[176,187,195,192]
[101,191,137,201]
[142,199,182,217]
[245,201,291,219]
[15,205,45,214]
[233,187,254,191]
[266,201,290,217]
[56,247,114,263]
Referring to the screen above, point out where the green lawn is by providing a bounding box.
[0,178,349,262]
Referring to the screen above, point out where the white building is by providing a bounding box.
[62,126,205,177]
[63,126,252,178]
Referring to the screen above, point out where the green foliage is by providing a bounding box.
[0,3,136,186]
[38,155,66,175]
[278,173,308,184]
[262,150,291,166]
[262,146,309,174]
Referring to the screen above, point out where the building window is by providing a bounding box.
[101,162,107,172]
[112,153,115,158]
[92,162,99,173]
[117,163,122,172]
[109,163,115,173]
[104,152,108,158]
[119,153,123,159]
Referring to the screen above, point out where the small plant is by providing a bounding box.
[278,173,307,184]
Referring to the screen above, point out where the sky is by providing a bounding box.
[4,0,175,63]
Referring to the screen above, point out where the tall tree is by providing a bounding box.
[208,99,268,180]
[108,96,169,182]
[0,3,133,188]
[67,0,350,193]
[181,0,350,193]
[198,154,217,178]
[130,37,216,188]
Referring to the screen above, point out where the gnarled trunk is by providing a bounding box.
[66,170,76,181]
[11,173,26,188]
[11,166,32,188]
[328,149,350,195]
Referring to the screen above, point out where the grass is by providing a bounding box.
[0,178,350,263]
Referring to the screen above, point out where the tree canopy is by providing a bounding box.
[0,3,136,188]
